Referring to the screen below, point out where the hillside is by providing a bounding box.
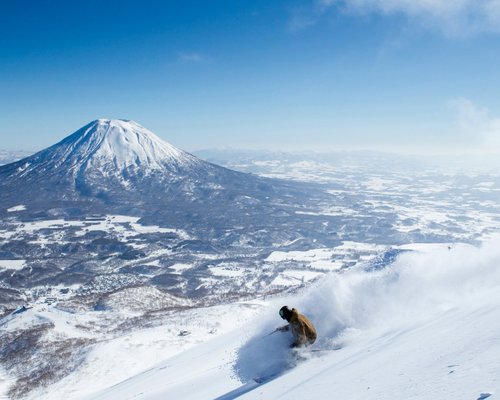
[41,237,499,400]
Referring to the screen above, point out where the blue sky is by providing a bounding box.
[1,0,500,154]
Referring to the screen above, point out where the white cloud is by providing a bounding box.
[448,97,500,152]
[177,52,205,63]
[314,0,500,36]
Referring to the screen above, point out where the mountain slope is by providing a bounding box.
[82,238,500,400]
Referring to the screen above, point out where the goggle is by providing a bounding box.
[279,308,286,318]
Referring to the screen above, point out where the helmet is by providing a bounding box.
[279,306,291,320]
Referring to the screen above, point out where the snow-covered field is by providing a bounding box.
[3,237,496,400]
[0,260,26,271]
[0,215,189,244]
[200,151,500,243]
[6,205,26,213]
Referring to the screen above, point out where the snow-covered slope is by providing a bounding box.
[83,237,500,400]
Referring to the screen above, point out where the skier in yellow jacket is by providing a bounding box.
[277,306,317,348]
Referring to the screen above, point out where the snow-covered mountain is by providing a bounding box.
[0,119,330,227]
[8,119,201,177]
[0,119,226,214]
[0,119,342,313]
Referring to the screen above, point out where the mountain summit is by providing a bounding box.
[8,119,200,181]
[58,119,199,171]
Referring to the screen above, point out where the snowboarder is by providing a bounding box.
[277,306,317,348]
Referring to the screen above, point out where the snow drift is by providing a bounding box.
[235,237,500,382]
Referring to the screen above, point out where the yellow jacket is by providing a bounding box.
[286,308,317,346]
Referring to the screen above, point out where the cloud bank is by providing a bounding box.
[177,52,205,63]
[449,97,500,153]
[314,0,500,36]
